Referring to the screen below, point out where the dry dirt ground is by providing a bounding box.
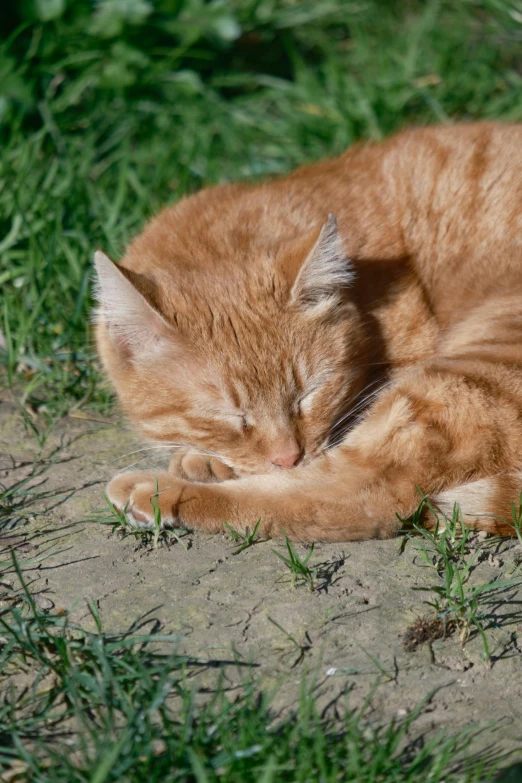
[2,398,522,753]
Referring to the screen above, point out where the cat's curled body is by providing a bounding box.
[96,122,522,541]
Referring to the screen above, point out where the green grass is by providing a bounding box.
[0,551,512,783]
[2,0,522,413]
[400,496,522,662]
[224,518,264,554]
[0,430,73,537]
[273,534,317,590]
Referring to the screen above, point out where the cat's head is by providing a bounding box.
[94,197,366,475]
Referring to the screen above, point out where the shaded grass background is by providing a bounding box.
[2,0,522,413]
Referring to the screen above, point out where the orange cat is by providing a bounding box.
[95,122,522,541]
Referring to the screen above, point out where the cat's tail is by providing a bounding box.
[431,473,522,536]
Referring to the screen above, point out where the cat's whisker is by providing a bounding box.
[108,444,182,464]
[175,442,215,457]
[158,442,228,463]
[119,454,165,471]
[112,446,172,460]
[325,379,393,451]
[329,380,390,433]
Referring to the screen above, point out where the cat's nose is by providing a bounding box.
[271,449,302,468]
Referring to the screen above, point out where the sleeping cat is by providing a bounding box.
[95,121,522,541]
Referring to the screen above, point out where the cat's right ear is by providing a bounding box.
[93,251,175,357]
[278,215,354,313]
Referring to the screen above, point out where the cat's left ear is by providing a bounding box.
[280,214,354,311]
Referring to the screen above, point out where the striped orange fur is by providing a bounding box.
[96,122,522,540]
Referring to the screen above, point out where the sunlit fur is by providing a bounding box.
[98,122,522,540]
[95,208,365,475]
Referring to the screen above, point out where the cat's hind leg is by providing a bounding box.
[432,473,522,535]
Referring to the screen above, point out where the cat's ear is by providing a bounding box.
[93,250,174,357]
[283,214,354,310]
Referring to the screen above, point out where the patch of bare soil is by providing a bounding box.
[2,399,522,750]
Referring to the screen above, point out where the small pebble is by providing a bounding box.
[487,554,502,568]
[34,596,55,611]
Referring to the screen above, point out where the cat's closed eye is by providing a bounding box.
[297,388,320,416]
[215,410,251,431]
[241,414,253,431]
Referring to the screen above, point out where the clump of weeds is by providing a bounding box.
[504,494,522,552]
[273,535,317,591]
[400,494,522,661]
[223,519,264,554]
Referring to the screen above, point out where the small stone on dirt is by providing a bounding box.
[487,554,502,568]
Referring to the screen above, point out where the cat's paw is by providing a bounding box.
[168,450,236,483]
[106,470,185,528]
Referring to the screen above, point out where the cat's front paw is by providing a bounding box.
[169,450,236,483]
[106,470,186,528]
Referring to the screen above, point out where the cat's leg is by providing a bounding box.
[107,347,522,540]
[432,472,522,534]
[168,450,236,483]
[105,461,382,540]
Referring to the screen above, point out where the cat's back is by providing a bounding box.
[387,122,522,238]
[388,122,522,312]
[121,121,522,312]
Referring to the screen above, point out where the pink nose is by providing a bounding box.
[271,450,301,468]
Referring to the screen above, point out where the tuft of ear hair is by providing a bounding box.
[289,214,354,310]
[93,250,174,357]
